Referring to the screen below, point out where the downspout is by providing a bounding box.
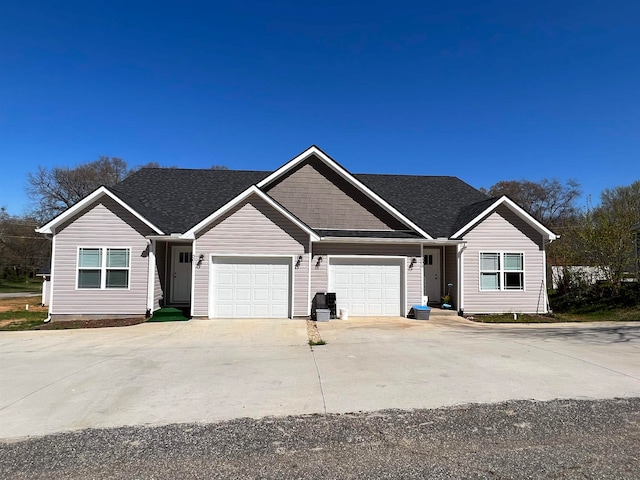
[456,242,467,316]
[146,238,155,318]
[43,232,54,323]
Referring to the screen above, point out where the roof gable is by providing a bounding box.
[451,196,558,241]
[264,154,409,231]
[36,186,163,235]
[182,186,319,240]
[258,146,433,239]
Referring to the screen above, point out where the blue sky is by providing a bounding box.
[1,0,639,216]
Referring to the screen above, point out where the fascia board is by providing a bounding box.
[316,237,426,244]
[35,186,164,235]
[257,146,433,240]
[181,186,320,241]
[451,196,558,240]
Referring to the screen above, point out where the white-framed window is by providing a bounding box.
[479,252,524,291]
[78,247,130,289]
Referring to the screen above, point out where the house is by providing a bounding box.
[36,146,557,321]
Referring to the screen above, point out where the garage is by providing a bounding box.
[329,257,403,316]
[210,257,292,318]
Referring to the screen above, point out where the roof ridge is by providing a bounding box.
[133,167,271,173]
[355,173,460,179]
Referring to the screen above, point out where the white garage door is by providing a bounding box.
[210,257,291,318]
[329,258,403,316]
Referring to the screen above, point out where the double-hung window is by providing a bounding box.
[78,247,130,289]
[479,252,524,291]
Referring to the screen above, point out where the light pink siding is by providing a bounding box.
[153,241,166,311]
[51,197,154,317]
[193,195,309,317]
[311,242,422,315]
[266,156,406,230]
[444,246,457,305]
[462,205,547,314]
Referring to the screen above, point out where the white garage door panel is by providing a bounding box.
[211,257,291,318]
[330,259,402,316]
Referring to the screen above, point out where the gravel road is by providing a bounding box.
[2,397,639,479]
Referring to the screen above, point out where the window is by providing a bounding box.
[479,252,524,291]
[78,247,130,289]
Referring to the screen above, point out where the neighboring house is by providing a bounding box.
[36,146,557,321]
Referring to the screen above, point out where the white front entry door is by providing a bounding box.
[210,257,291,318]
[171,246,192,304]
[423,248,441,303]
[329,258,403,316]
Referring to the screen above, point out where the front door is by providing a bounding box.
[424,248,441,303]
[171,246,192,304]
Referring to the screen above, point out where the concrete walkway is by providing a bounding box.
[0,292,41,299]
[1,315,639,439]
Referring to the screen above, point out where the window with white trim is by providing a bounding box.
[78,247,130,289]
[480,252,524,291]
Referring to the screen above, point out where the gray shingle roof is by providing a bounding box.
[111,168,268,233]
[111,167,489,237]
[354,174,489,238]
[449,197,500,238]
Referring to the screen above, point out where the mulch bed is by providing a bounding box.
[35,317,147,330]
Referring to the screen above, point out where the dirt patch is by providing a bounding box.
[0,299,47,313]
[306,320,324,344]
[467,313,561,323]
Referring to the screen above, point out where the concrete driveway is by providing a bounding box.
[313,314,640,413]
[1,315,639,439]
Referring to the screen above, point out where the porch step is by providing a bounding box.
[429,308,460,316]
[148,307,190,322]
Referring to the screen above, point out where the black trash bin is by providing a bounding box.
[325,292,337,318]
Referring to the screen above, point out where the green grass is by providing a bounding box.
[472,307,640,323]
[308,339,327,346]
[0,279,43,294]
[0,310,48,330]
[554,307,640,322]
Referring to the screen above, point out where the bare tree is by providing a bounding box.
[134,162,178,169]
[27,157,130,222]
[0,208,49,281]
[483,178,581,228]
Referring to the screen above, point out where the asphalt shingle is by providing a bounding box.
[111,168,268,233]
[110,167,489,237]
[354,174,489,238]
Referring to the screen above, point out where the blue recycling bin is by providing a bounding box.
[412,305,431,320]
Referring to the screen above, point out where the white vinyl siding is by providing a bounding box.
[51,196,154,316]
[193,195,308,318]
[462,205,547,314]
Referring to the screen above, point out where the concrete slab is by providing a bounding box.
[1,315,640,440]
[312,316,640,413]
[0,320,321,439]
